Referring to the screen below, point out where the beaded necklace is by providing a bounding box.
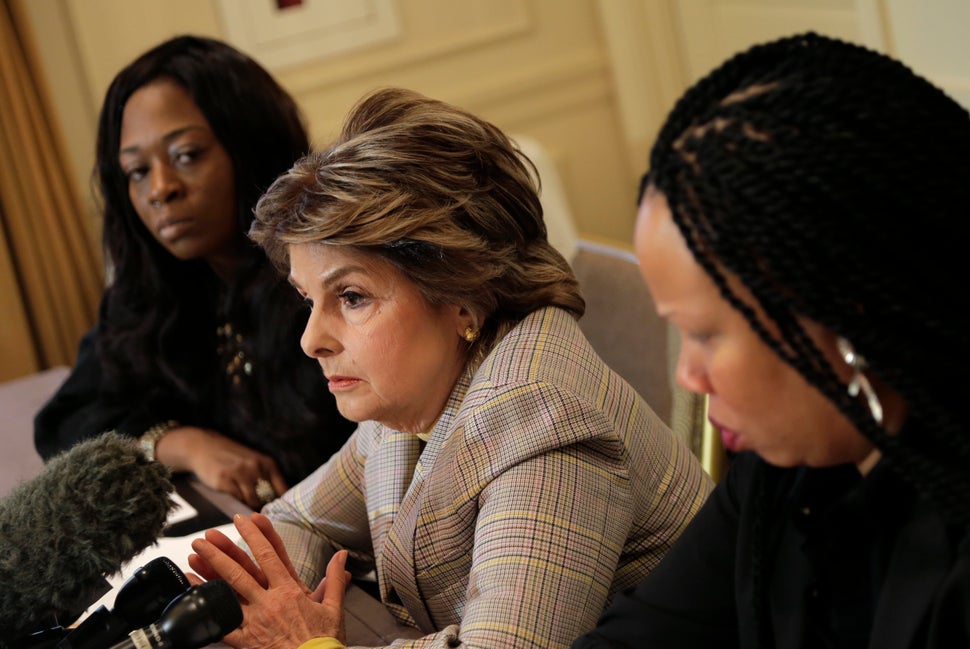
[216,321,252,386]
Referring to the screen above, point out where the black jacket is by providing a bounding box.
[573,451,970,649]
[34,296,356,485]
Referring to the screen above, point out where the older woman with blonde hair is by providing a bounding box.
[188,87,712,649]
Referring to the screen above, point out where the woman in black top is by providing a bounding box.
[574,33,969,648]
[34,35,355,510]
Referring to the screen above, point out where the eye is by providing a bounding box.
[339,290,366,309]
[124,166,148,182]
[684,329,713,345]
[173,147,200,166]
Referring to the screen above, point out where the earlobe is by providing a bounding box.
[456,305,479,342]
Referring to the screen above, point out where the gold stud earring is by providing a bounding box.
[463,326,480,343]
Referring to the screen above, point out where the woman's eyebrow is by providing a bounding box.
[119,124,209,156]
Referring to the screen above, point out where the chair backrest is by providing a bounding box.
[571,240,718,470]
[513,134,717,470]
[570,239,673,424]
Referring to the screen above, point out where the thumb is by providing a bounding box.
[311,571,354,602]
[313,550,350,605]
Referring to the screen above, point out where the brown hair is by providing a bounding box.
[250,87,584,354]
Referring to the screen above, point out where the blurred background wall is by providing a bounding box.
[2,0,968,380]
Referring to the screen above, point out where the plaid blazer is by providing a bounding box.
[265,307,713,648]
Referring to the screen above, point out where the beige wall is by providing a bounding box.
[19,0,970,255]
[7,0,968,379]
[600,0,970,191]
[19,0,640,252]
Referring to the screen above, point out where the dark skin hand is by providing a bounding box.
[156,427,288,510]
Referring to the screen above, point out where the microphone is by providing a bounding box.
[4,558,189,649]
[107,580,242,649]
[0,432,176,638]
[56,557,190,649]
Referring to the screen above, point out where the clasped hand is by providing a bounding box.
[187,513,350,649]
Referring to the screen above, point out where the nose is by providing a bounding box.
[300,307,339,360]
[148,161,183,206]
[674,345,712,395]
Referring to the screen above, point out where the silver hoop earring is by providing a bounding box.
[836,336,883,424]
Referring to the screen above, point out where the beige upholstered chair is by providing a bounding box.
[514,134,725,479]
[568,239,718,476]
[569,240,673,423]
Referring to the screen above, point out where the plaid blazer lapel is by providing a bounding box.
[365,430,422,627]
[381,459,433,631]
[376,370,473,632]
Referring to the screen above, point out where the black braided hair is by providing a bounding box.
[647,32,970,645]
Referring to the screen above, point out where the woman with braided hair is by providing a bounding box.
[574,32,969,649]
